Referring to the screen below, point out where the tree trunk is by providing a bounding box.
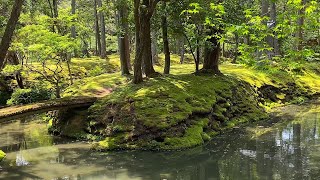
[94,0,101,56]
[261,0,273,57]
[71,0,76,39]
[97,0,107,59]
[118,3,130,75]
[133,0,159,83]
[53,0,60,33]
[117,4,130,75]
[47,0,55,32]
[0,0,24,71]
[202,29,221,74]
[296,0,306,51]
[180,38,185,64]
[66,55,73,85]
[151,30,159,65]
[196,41,200,72]
[162,2,170,74]
[270,1,280,56]
[232,32,239,64]
[133,0,143,84]
[55,83,61,99]
[123,6,132,71]
[141,16,156,76]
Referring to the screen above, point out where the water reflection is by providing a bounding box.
[1,103,320,179]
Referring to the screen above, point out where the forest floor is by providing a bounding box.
[10,54,320,150]
[47,55,320,151]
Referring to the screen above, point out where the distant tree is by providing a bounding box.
[162,2,171,74]
[0,0,24,71]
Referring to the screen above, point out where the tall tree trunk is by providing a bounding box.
[270,1,280,56]
[232,32,239,64]
[133,0,159,83]
[151,30,159,65]
[196,41,200,72]
[180,37,185,64]
[71,0,78,57]
[133,0,143,84]
[296,0,306,51]
[53,0,60,33]
[162,2,170,74]
[141,16,156,76]
[118,3,130,75]
[0,0,24,71]
[123,6,132,71]
[71,0,76,39]
[261,0,273,57]
[97,0,107,59]
[202,28,221,74]
[94,0,101,56]
[47,0,55,32]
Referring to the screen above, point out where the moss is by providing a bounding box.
[95,134,128,150]
[0,150,6,161]
[49,61,320,151]
[161,118,210,150]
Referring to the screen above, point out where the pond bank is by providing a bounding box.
[49,64,320,150]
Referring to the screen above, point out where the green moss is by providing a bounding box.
[96,134,128,150]
[162,118,210,150]
[90,74,236,129]
[0,150,6,161]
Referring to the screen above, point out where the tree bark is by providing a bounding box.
[53,0,60,33]
[94,0,101,56]
[118,3,130,75]
[71,0,76,39]
[151,30,159,65]
[232,32,239,64]
[162,2,170,74]
[202,28,221,74]
[133,0,159,83]
[261,0,273,56]
[97,0,107,59]
[270,1,280,56]
[133,0,143,84]
[297,0,306,51]
[0,0,24,71]
[141,16,156,76]
[180,38,185,64]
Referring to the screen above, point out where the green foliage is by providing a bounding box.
[7,87,52,105]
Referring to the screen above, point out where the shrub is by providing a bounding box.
[7,88,52,105]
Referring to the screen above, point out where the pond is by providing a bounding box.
[1,102,320,180]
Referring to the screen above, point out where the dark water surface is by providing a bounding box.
[1,103,320,180]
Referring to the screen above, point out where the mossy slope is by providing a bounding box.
[88,74,266,150]
[51,62,320,151]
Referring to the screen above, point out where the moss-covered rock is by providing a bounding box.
[0,150,6,161]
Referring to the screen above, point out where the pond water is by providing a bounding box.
[1,102,320,180]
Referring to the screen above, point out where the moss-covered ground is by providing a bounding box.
[7,53,320,151]
[0,150,5,161]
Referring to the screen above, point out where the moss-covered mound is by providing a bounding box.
[87,74,267,150]
[0,150,6,161]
